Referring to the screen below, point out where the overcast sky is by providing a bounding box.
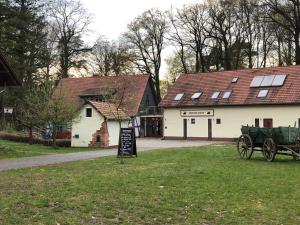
[81,0,199,78]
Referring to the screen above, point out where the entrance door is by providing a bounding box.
[208,119,212,140]
[263,119,273,128]
[183,119,187,139]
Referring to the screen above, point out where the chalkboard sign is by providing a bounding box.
[118,128,137,157]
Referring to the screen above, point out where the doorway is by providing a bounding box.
[208,119,212,140]
[183,119,187,139]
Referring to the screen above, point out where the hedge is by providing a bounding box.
[0,132,71,147]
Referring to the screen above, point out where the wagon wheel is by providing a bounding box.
[262,138,277,162]
[237,134,253,160]
[292,136,300,160]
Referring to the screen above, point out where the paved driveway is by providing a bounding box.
[0,139,221,172]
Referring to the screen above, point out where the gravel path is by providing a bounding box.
[0,139,221,172]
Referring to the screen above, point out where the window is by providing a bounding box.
[191,118,195,124]
[211,91,220,99]
[216,118,221,124]
[263,118,273,128]
[255,118,260,127]
[86,108,92,117]
[174,93,184,100]
[222,91,232,99]
[257,89,268,98]
[232,77,239,83]
[191,92,202,99]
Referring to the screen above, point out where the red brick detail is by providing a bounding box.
[89,121,109,147]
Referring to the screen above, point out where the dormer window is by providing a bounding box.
[211,91,220,99]
[223,91,232,99]
[174,93,184,100]
[191,92,202,99]
[257,89,268,98]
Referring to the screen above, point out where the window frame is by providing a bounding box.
[86,108,92,117]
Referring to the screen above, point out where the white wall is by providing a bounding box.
[163,105,300,139]
[107,120,129,146]
[72,105,104,147]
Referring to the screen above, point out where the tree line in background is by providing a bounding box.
[0,0,299,133]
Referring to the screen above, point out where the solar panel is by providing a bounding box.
[257,89,268,98]
[261,75,275,87]
[191,92,202,99]
[174,93,184,100]
[250,76,264,87]
[211,91,220,99]
[223,91,232,99]
[272,74,286,86]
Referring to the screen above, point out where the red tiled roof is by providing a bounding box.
[160,65,300,108]
[54,74,150,116]
[88,101,130,120]
[0,52,20,86]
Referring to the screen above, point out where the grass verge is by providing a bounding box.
[1,144,300,224]
[0,139,102,159]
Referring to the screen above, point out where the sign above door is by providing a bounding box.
[180,109,214,117]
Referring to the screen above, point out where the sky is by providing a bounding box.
[81,0,199,78]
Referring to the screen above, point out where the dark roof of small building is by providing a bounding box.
[55,74,150,116]
[160,65,300,108]
[0,53,20,86]
[88,101,130,120]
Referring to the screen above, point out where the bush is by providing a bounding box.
[0,132,71,147]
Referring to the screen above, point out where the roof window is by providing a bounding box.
[272,74,286,86]
[191,92,202,99]
[232,77,238,83]
[174,93,184,101]
[257,89,268,98]
[223,91,232,99]
[211,91,220,99]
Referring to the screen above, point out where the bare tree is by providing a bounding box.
[264,0,300,64]
[48,0,92,79]
[123,9,168,102]
[92,36,135,76]
[176,4,209,72]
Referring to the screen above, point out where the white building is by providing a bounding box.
[160,65,300,141]
[72,101,130,147]
[54,74,163,146]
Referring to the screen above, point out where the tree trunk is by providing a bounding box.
[295,32,300,65]
[29,127,33,145]
[277,36,283,66]
[52,128,57,147]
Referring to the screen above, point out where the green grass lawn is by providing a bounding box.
[1,144,300,225]
[0,139,102,159]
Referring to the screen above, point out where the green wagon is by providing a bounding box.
[237,126,300,162]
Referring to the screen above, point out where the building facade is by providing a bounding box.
[160,66,300,141]
[55,74,162,147]
[72,101,130,147]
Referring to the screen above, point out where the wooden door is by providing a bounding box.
[263,119,273,128]
[183,119,187,139]
[208,119,212,140]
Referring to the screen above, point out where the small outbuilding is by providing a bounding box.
[72,101,130,147]
[160,65,300,141]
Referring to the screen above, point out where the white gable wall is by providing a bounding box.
[107,120,129,146]
[72,105,104,147]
